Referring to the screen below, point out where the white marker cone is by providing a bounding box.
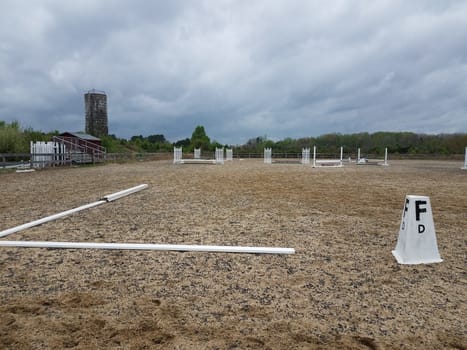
[392,195,442,264]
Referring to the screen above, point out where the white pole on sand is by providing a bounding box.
[0,201,106,238]
[0,241,296,255]
[102,184,148,202]
[0,184,148,238]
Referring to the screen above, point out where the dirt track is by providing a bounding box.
[0,159,466,349]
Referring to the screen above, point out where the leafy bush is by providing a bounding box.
[0,121,28,153]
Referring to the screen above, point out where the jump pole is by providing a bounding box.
[0,241,295,255]
[0,184,148,238]
[383,147,389,166]
[313,146,316,167]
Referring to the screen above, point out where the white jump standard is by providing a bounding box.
[462,147,467,170]
[301,148,310,164]
[226,148,233,161]
[264,148,272,164]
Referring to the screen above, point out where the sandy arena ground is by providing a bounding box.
[0,159,466,349]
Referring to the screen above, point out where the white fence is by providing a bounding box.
[194,148,201,159]
[31,141,67,168]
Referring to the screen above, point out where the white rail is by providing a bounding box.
[0,184,148,238]
[0,241,295,255]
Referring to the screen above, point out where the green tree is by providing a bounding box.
[147,134,167,144]
[174,138,191,148]
[191,125,211,150]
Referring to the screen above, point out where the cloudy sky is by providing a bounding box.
[1,1,466,144]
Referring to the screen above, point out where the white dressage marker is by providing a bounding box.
[392,195,442,264]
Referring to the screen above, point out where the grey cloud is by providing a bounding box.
[0,0,466,144]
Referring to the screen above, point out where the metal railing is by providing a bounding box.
[52,136,106,163]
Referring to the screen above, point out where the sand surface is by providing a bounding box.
[0,159,466,349]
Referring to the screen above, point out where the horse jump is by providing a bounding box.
[174,147,224,164]
[264,148,310,164]
[357,148,389,166]
[312,146,343,167]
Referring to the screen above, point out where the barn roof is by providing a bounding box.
[60,132,101,141]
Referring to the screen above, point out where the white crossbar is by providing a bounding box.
[0,241,295,255]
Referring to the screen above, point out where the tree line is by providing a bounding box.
[1,120,466,155]
[237,132,467,155]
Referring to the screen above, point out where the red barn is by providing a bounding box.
[53,132,106,164]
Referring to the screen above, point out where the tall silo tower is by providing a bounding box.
[85,89,108,138]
